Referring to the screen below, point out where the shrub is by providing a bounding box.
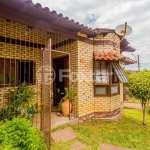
[0,117,48,150]
[148,106,150,114]
[0,82,39,121]
[128,70,150,124]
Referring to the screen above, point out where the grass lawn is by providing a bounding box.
[51,109,150,150]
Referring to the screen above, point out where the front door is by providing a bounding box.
[53,56,69,106]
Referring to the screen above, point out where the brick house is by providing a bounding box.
[0,0,136,127]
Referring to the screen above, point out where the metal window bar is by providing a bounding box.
[9,20,12,120]
[36,27,39,128]
[111,62,128,83]
[113,62,127,82]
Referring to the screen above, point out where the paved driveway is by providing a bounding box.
[124,103,142,110]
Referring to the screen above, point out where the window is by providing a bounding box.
[94,61,108,96]
[0,58,18,86]
[111,85,119,94]
[94,60,127,96]
[94,61,108,84]
[95,86,107,95]
[18,61,35,84]
[111,66,119,84]
[110,63,119,94]
[0,58,35,87]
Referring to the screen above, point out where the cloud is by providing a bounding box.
[32,0,150,70]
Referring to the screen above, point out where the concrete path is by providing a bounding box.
[124,103,142,110]
[51,127,135,150]
[51,127,77,143]
[100,143,135,150]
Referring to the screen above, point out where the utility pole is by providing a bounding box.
[137,55,140,71]
[132,54,140,71]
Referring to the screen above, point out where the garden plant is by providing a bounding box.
[0,82,38,121]
[0,117,48,150]
[128,70,150,125]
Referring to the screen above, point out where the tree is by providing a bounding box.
[128,70,150,125]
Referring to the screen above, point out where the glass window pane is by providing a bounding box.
[96,76,107,83]
[101,61,105,68]
[111,86,119,94]
[96,69,100,75]
[94,61,108,84]
[96,75,101,82]
[95,61,100,68]
[101,69,106,75]
[101,76,107,83]
[95,87,106,95]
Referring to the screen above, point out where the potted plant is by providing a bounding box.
[56,88,64,103]
[61,88,76,117]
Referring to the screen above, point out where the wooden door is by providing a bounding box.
[53,55,69,106]
[64,56,69,88]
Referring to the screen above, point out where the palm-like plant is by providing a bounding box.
[4,82,38,119]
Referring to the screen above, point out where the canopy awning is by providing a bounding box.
[94,50,137,65]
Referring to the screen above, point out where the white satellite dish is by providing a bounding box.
[114,22,132,50]
[115,23,132,36]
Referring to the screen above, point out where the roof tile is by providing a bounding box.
[7,0,135,52]
[94,50,136,65]
[94,51,125,61]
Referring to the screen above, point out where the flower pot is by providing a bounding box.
[61,99,72,117]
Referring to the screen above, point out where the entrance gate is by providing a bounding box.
[41,40,52,149]
[41,39,70,149]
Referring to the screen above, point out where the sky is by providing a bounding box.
[32,0,150,70]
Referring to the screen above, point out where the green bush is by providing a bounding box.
[0,117,48,150]
[148,106,150,114]
[128,70,150,124]
[0,82,39,121]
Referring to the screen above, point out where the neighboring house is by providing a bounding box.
[0,0,136,127]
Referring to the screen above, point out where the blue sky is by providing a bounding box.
[32,0,150,70]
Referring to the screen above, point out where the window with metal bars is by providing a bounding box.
[0,58,35,87]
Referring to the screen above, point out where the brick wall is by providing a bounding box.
[78,33,123,121]
[77,41,94,121]
[0,16,124,121]
[0,42,42,107]
[0,17,71,109]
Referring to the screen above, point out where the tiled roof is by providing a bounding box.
[94,51,125,61]
[94,28,115,33]
[0,0,135,52]
[123,56,137,65]
[18,0,98,34]
[94,50,137,65]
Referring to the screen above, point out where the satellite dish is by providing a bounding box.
[113,22,132,50]
[115,23,132,36]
